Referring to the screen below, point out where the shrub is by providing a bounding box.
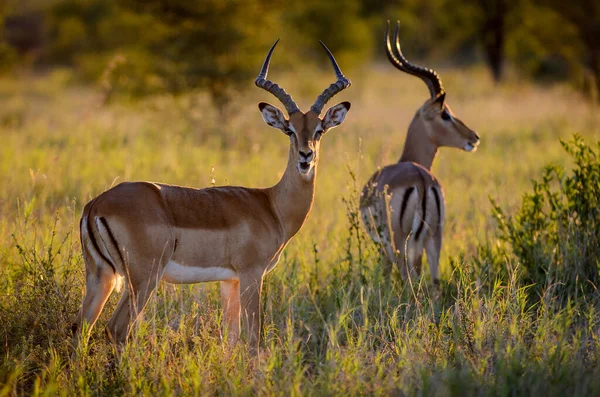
[492,135,600,302]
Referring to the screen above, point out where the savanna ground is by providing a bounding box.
[1,65,599,395]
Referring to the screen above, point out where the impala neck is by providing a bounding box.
[269,148,316,240]
[399,115,438,171]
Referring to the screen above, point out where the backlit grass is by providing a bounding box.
[1,66,599,395]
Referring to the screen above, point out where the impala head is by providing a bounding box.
[386,21,480,152]
[256,40,351,180]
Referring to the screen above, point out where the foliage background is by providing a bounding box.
[2,0,598,102]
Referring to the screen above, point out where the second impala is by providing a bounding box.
[71,40,351,353]
[361,22,480,285]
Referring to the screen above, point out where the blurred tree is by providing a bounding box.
[439,0,517,82]
[284,0,373,69]
[114,0,284,110]
[0,11,17,72]
[537,0,600,95]
[3,0,285,110]
[43,0,114,71]
[478,0,511,81]
[505,1,583,83]
[378,0,483,68]
[1,0,46,69]
[1,0,596,99]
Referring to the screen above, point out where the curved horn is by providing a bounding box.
[310,41,351,115]
[385,20,444,98]
[255,39,300,115]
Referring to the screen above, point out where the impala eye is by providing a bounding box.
[284,128,293,135]
[315,129,324,138]
[441,110,451,121]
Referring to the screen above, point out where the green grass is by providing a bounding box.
[1,66,599,395]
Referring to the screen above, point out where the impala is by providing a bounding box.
[360,21,480,284]
[72,40,351,353]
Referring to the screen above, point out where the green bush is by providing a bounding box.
[492,135,600,302]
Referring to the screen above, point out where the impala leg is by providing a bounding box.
[72,264,117,349]
[380,246,394,279]
[395,249,410,282]
[425,233,442,285]
[413,254,423,276]
[106,269,162,347]
[220,279,241,344]
[394,233,415,282]
[379,225,397,279]
[106,290,131,346]
[239,272,263,354]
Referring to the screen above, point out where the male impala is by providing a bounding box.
[360,22,480,284]
[72,40,351,353]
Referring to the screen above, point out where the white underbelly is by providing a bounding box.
[162,260,237,284]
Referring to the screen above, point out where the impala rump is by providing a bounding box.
[360,162,444,281]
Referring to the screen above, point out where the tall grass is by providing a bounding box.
[1,67,599,395]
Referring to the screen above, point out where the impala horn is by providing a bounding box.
[310,41,351,115]
[255,39,301,115]
[385,20,444,98]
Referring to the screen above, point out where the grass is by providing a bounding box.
[1,65,599,395]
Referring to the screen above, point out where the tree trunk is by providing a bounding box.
[581,27,600,97]
[481,0,507,82]
[541,0,599,96]
[590,48,600,97]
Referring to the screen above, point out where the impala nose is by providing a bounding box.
[299,149,313,162]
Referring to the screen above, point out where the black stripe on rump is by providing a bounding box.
[432,187,441,233]
[399,186,415,227]
[415,175,427,240]
[99,217,124,269]
[86,214,114,271]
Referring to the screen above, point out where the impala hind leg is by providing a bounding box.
[425,233,442,285]
[413,254,423,276]
[395,249,410,282]
[72,264,117,348]
[106,265,164,346]
[378,224,397,280]
[394,233,418,283]
[380,246,394,279]
[220,280,241,343]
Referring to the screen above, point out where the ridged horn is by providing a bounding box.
[385,20,444,98]
[310,41,351,115]
[255,39,300,115]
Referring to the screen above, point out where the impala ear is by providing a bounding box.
[433,92,446,108]
[322,102,351,131]
[258,102,289,132]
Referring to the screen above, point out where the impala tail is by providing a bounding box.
[80,201,124,291]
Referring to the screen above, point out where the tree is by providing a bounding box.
[479,0,510,81]
[113,0,284,109]
[538,0,600,95]
[284,0,372,70]
[3,0,285,109]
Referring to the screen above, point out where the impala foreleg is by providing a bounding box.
[239,271,264,354]
[220,279,241,343]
